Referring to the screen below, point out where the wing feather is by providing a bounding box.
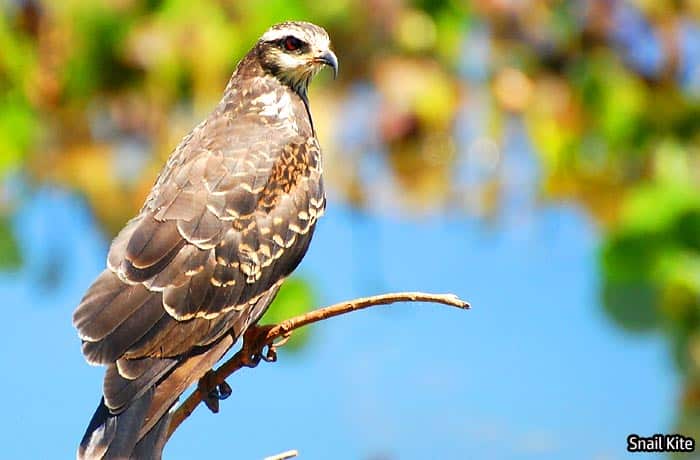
[74,271,151,342]
[104,358,177,412]
[75,55,329,460]
[176,207,223,248]
[76,100,324,444]
[81,292,166,365]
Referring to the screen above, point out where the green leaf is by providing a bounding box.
[63,5,134,99]
[675,208,700,252]
[0,95,35,178]
[0,214,21,271]
[260,277,316,352]
[601,278,659,333]
[620,183,699,235]
[601,230,665,282]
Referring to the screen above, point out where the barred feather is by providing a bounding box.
[75,20,333,460]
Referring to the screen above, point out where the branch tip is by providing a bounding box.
[264,449,299,460]
[166,291,470,440]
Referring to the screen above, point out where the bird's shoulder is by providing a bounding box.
[101,85,324,323]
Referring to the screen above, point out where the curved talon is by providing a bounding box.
[242,351,262,368]
[198,370,229,413]
[274,333,293,348]
[262,344,277,363]
[240,324,277,367]
[217,381,232,400]
[203,390,220,413]
[261,331,294,362]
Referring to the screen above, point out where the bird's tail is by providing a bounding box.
[78,389,170,460]
[78,336,234,460]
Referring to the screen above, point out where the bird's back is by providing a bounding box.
[74,21,333,458]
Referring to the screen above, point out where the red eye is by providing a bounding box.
[284,36,303,51]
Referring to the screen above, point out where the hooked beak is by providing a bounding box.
[315,50,338,79]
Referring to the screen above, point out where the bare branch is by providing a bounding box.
[264,450,299,460]
[166,292,470,440]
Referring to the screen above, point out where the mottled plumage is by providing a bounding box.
[74,21,337,459]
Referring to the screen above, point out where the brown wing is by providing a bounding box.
[73,104,324,370]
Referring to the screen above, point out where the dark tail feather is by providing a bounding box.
[131,409,173,460]
[77,334,235,459]
[78,390,154,460]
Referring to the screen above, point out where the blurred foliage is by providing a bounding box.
[0,214,21,269]
[260,277,316,351]
[0,0,699,437]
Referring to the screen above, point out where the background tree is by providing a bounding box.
[1,0,699,456]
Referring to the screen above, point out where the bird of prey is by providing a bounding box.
[73,21,337,459]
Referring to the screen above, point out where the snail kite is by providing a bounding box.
[73,21,338,459]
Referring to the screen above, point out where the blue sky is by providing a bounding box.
[0,184,677,459]
[0,3,696,458]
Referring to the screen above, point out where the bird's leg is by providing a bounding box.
[198,371,220,413]
[261,331,293,363]
[217,381,233,399]
[198,371,233,414]
[239,324,278,368]
[241,325,292,367]
[197,326,295,414]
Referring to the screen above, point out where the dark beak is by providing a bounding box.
[316,50,338,79]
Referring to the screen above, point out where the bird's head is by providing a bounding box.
[256,21,338,94]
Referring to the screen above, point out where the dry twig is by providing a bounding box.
[263,449,299,460]
[166,291,469,440]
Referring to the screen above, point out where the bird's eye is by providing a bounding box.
[283,36,303,52]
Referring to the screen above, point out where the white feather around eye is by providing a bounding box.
[276,52,304,70]
[261,28,296,43]
[260,24,330,51]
